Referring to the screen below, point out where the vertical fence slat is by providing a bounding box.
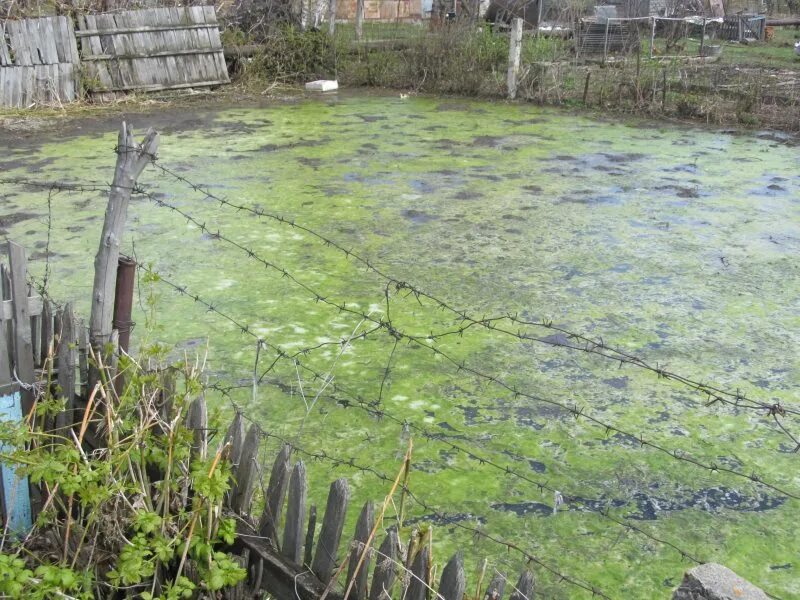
[55,303,77,431]
[369,529,398,600]
[230,423,259,515]
[223,412,245,509]
[438,553,466,600]
[509,570,534,600]
[77,320,88,398]
[282,460,307,565]
[312,478,349,583]
[186,394,207,461]
[7,242,35,416]
[40,300,52,365]
[405,545,430,600]
[259,443,291,544]
[346,500,374,600]
[303,504,317,568]
[484,573,506,600]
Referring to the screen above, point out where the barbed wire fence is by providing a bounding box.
[0,142,795,598]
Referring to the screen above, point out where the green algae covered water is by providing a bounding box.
[2,94,799,598]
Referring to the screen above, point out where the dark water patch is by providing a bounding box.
[30,249,57,260]
[253,137,327,153]
[770,564,792,571]
[522,185,542,193]
[406,512,487,526]
[297,157,323,169]
[402,209,438,224]
[504,228,523,235]
[626,487,787,520]
[0,212,37,228]
[437,421,458,431]
[359,115,387,122]
[501,213,525,221]
[501,449,547,472]
[472,135,504,148]
[491,501,553,517]
[436,102,484,113]
[603,377,629,389]
[451,191,477,202]
[360,142,379,150]
[602,152,646,164]
[410,180,437,194]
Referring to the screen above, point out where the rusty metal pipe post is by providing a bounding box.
[112,256,136,355]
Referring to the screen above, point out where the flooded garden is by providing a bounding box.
[1,92,799,598]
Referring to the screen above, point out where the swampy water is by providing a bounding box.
[1,93,799,598]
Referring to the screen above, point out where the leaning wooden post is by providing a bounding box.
[506,18,523,99]
[355,0,365,41]
[89,123,158,389]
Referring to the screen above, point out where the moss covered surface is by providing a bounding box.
[1,93,799,598]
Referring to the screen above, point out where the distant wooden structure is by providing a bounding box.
[336,0,423,22]
[0,16,81,108]
[76,7,229,94]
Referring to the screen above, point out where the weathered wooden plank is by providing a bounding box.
[236,519,344,600]
[39,301,52,366]
[8,21,32,66]
[186,394,207,461]
[282,460,307,565]
[80,47,224,62]
[483,572,506,600]
[345,501,374,600]
[508,570,534,600]
[0,295,43,321]
[55,303,77,431]
[7,242,35,415]
[77,320,87,398]
[223,412,245,510]
[75,23,220,36]
[43,18,60,64]
[304,504,317,568]
[312,478,350,583]
[369,529,398,600]
[405,546,430,600]
[230,423,259,515]
[0,22,10,66]
[438,553,466,600]
[259,443,291,544]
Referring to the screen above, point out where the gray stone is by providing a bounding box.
[672,563,768,600]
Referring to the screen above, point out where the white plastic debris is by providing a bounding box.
[305,80,339,92]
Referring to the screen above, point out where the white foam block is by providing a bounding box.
[305,80,339,92]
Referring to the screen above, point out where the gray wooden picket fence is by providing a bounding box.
[0,16,81,108]
[0,6,228,107]
[76,6,229,93]
[0,241,89,530]
[197,403,537,600]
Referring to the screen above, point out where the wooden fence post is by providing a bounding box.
[507,18,523,100]
[346,501,374,600]
[355,0,364,41]
[89,123,158,388]
[282,460,308,565]
[312,478,349,583]
[508,570,534,600]
[7,242,35,416]
[55,303,77,432]
[259,444,292,543]
[328,0,337,34]
[439,553,466,600]
[369,529,398,600]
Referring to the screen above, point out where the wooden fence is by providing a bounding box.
[0,241,89,531]
[0,7,228,106]
[0,16,81,108]
[76,6,229,93]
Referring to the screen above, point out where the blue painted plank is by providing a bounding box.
[0,391,32,534]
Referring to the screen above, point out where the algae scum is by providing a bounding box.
[2,94,799,598]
